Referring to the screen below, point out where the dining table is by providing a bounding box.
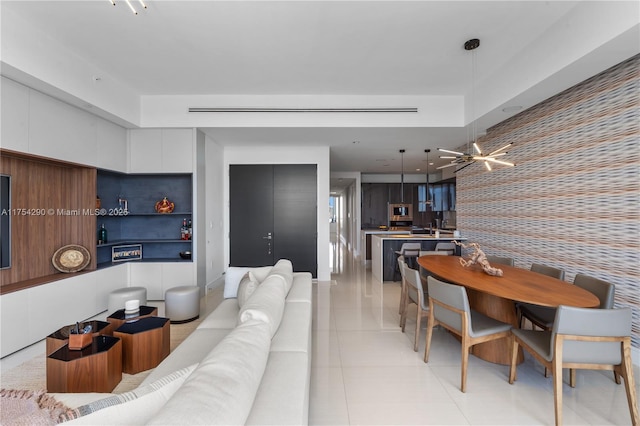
[417,255,600,365]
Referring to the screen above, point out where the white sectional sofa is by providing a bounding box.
[54,259,313,425]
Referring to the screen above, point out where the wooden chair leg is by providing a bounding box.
[413,305,421,352]
[424,313,434,363]
[569,369,576,388]
[620,341,640,426]
[552,358,563,426]
[400,291,408,331]
[614,371,621,385]
[509,335,518,384]
[460,339,469,393]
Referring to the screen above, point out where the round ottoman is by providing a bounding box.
[107,286,147,314]
[165,286,200,323]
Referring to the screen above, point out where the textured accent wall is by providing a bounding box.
[456,55,639,347]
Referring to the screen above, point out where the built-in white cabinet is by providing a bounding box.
[1,77,29,152]
[0,264,128,358]
[29,90,98,166]
[129,128,193,173]
[96,120,128,172]
[129,262,195,300]
[0,77,128,170]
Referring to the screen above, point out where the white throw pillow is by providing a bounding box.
[223,267,248,299]
[237,273,260,307]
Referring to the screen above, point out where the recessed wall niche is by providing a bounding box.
[0,150,96,292]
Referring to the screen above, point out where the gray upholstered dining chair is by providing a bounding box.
[394,242,421,278]
[509,306,639,426]
[424,276,512,392]
[400,261,429,352]
[517,263,565,330]
[518,273,615,331]
[485,255,514,267]
[434,242,456,255]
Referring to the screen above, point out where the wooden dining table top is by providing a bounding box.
[417,255,600,308]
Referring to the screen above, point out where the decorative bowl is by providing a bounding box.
[179,251,192,260]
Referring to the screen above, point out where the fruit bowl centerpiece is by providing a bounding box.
[155,197,175,214]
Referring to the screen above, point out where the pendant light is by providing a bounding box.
[424,149,431,206]
[437,38,515,172]
[399,149,405,203]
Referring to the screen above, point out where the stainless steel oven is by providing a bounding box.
[388,203,413,229]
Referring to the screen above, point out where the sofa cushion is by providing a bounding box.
[63,364,197,425]
[286,273,313,303]
[237,273,260,307]
[146,319,272,426]
[270,301,312,353]
[267,259,294,295]
[139,328,231,386]
[238,275,286,337]
[245,351,310,426]
[197,298,239,329]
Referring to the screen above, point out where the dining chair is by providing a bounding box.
[434,242,456,255]
[517,263,566,330]
[399,262,429,351]
[424,276,512,392]
[485,255,514,267]
[509,306,638,426]
[397,255,407,319]
[518,273,616,379]
[519,273,615,331]
[393,242,421,278]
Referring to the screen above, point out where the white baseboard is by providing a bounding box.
[205,274,225,294]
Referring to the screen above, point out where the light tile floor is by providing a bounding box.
[310,240,639,425]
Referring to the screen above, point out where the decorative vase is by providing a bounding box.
[155,197,175,214]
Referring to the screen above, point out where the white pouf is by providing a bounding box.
[107,286,147,314]
[165,286,200,323]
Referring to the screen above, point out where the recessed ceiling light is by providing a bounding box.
[502,106,523,113]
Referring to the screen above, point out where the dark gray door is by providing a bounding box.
[229,164,317,277]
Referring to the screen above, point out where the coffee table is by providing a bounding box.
[113,316,170,374]
[46,320,113,355]
[107,305,158,329]
[46,335,122,393]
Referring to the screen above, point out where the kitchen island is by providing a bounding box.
[371,233,465,282]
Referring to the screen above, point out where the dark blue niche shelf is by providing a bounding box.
[96,170,193,267]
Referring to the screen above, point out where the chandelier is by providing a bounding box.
[437,38,515,172]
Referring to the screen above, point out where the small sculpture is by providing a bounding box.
[453,240,503,277]
[155,197,175,214]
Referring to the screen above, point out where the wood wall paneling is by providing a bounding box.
[0,152,96,289]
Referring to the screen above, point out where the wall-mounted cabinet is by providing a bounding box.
[96,170,193,268]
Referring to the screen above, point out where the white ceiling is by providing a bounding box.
[2,1,639,181]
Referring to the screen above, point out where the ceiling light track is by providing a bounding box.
[188,107,418,113]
